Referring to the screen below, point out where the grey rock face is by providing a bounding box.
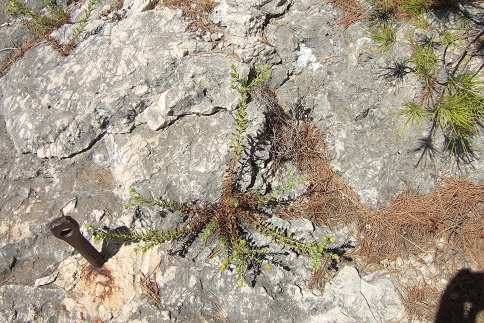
[109,111,233,202]
[210,0,291,38]
[264,0,484,208]
[0,8,233,159]
[0,285,65,322]
[0,0,482,321]
[321,266,405,322]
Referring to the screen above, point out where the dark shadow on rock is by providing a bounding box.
[411,134,439,167]
[100,226,131,260]
[379,59,412,83]
[443,139,478,173]
[434,268,484,323]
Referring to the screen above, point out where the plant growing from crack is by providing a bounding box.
[90,63,339,286]
[2,0,102,71]
[4,0,70,31]
[47,0,101,56]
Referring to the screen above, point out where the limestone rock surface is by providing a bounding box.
[0,0,482,321]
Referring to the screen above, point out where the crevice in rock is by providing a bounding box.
[160,106,228,130]
[259,0,294,31]
[360,289,378,322]
[61,131,107,160]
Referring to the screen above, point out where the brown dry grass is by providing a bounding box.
[327,0,368,29]
[139,264,163,308]
[272,110,483,269]
[259,82,483,321]
[159,0,219,35]
[0,29,52,76]
[400,280,442,321]
[47,35,79,57]
[276,122,370,226]
[365,178,483,270]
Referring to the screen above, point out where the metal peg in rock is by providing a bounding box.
[49,216,106,268]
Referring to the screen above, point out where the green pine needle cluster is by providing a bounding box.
[436,74,484,155]
[408,39,438,85]
[396,48,483,160]
[365,0,484,163]
[366,21,397,51]
[394,101,428,133]
[402,0,429,18]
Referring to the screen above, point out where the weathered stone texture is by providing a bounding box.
[0,0,482,321]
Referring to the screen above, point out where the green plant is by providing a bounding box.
[395,71,484,161]
[366,21,397,51]
[220,237,271,287]
[3,0,101,59]
[436,73,484,155]
[255,169,307,204]
[73,0,100,38]
[200,218,218,243]
[408,38,438,87]
[394,101,429,133]
[402,0,429,17]
[393,26,483,162]
[123,187,189,212]
[362,0,483,164]
[201,0,216,14]
[370,0,395,13]
[254,219,338,269]
[229,63,270,161]
[4,0,70,30]
[90,225,185,252]
[47,0,101,56]
[439,29,460,47]
[89,64,340,286]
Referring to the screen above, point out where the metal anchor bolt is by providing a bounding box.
[49,216,106,268]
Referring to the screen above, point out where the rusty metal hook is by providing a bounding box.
[49,216,106,268]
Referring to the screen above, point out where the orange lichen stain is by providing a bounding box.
[60,303,69,313]
[93,316,105,323]
[81,264,121,305]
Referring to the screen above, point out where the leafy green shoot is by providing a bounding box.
[255,169,307,204]
[87,225,186,252]
[4,0,70,30]
[229,63,270,161]
[124,187,188,213]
